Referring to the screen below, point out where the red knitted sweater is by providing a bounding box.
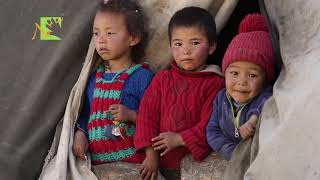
[134,62,224,169]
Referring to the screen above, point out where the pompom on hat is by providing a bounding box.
[222,13,275,84]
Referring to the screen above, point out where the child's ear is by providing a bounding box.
[209,43,217,55]
[129,35,141,46]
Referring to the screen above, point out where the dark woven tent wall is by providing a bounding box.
[0,1,98,179]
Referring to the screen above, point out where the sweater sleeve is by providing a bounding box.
[136,69,154,103]
[134,73,162,150]
[179,79,224,161]
[76,95,90,134]
[206,93,237,160]
[121,67,154,112]
[76,73,95,134]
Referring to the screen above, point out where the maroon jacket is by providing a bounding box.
[134,62,224,169]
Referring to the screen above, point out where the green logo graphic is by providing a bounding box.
[32,16,63,41]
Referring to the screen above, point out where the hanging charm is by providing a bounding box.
[103,109,129,140]
[105,125,117,140]
[111,126,122,138]
[112,122,128,139]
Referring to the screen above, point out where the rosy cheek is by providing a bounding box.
[108,36,120,44]
[94,42,100,50]
[225,77,234,89]
[225,74,235,83]
[171,47,183,56]
[254,78,264,87]
[193,45,209,57]
[110,33,128,43]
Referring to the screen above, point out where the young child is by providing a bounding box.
[72,0,153,165]
[206,14,275,160]
[134,7,224,180]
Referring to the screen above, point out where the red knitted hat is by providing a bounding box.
[222,14,275,84]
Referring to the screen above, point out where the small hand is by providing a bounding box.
[139,147,159,180]
[72,130,88,161]
[151,132,185,156]
[239,114,258,140]
[109,104,136,123]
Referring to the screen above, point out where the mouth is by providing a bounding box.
[234,90,250,94]
[99,48,109,54]
[181,59,193,62]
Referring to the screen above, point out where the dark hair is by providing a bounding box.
[168,6,217,45]
[97,0,148,63]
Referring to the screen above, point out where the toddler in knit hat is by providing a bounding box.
[206,13,275,160]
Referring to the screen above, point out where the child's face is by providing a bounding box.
[170,26,216,72]
[225,61,266,104]
[93,11,139,62]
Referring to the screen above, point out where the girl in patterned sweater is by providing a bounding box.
[72,0,153,165]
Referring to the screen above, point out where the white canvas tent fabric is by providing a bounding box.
[38,1,238,179]
[245,0,320,179]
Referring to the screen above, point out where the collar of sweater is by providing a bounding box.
[171,61,223,77]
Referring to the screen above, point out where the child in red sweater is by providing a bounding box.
[134,7,224,180]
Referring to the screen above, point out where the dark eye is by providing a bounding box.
[93,32,99,36]
[174,42,182,46]
[107,32,115,35]
[192,41,200,45]
[230,71,238,76]
[249,74,258,78]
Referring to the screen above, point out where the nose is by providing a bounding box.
[237,76,247,86]
[97,34,107,44]
[182,45,192,55]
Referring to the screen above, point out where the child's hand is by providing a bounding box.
[109,104,136,123]
[72,130,88,161]
[239,114,258,140]
[140,147,159,180]
[151,132,185,156]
